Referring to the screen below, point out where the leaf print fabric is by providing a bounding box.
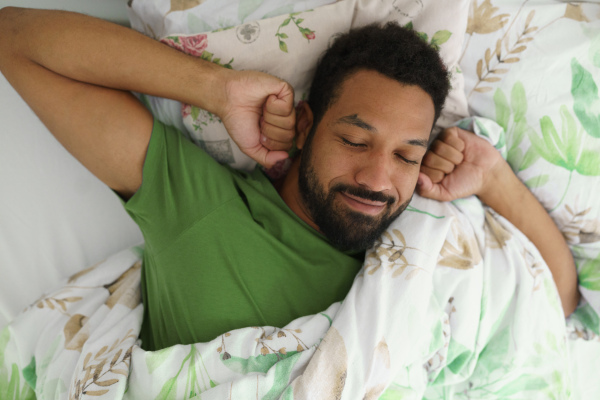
[0,189,587,399]
[460,4,600,377]
[5,0,600,398]
[571,58,600,139]
[129,0,471,170]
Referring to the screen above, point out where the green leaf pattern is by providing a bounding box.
[275,12,315,53]
[4,1,600,398]
[571,58,600,138]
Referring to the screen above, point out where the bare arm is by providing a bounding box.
[418,127,580,317]
[0,7,295,198]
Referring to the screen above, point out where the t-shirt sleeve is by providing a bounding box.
[124,118,239,252]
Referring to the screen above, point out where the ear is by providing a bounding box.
[295,101,314,150]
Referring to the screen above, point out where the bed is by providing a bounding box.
[1,0,599,398]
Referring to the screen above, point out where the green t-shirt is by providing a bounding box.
[124,119,363,351]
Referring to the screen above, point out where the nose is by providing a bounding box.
[354,153,394,193]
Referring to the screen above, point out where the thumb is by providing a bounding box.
[264,82,295,116]
[264,150,290,167]
[416,172,443,201]
[245,142,289,169]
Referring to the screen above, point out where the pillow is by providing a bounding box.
[459,0,600,334]
[127,0,471,172]
[127,0,338,36]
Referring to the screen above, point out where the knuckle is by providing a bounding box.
[422,152,435,165]
[431,171,445,183]
[448,126,460,136]
[431,140,444,152]
[442,163,455,174]
[281,129,295,142]
[280,118,296,131]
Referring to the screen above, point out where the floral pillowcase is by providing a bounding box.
[128,0,471,176]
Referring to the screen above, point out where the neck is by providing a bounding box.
[277,156,322,233]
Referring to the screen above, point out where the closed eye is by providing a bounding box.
[342,138,365,148]
[343,137,418,165]
[395,153,419,165]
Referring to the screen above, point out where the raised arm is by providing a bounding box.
[417,127,580,317]
[0,7,295,198]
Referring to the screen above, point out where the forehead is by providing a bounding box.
[325,70,435,140]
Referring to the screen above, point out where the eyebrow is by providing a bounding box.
[337,114,376,132]
[335,114,429,148]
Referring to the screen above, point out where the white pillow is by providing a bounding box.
[129,0,471,172]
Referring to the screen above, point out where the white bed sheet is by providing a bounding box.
[0,0,142,330]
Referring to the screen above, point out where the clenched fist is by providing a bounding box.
[417,127,506,202]
[216,69,296,168]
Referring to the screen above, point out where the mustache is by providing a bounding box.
[331,183,396,206]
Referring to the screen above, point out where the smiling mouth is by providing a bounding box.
[339,192,388,215]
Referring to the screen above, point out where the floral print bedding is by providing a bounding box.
[0,178,580,398]
[2,0,600,398]
[459,0,600,349]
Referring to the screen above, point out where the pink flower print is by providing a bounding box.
[180,34,208,57]
[182,104,192,119]
[303,30,316,41]
[160,37,185,52]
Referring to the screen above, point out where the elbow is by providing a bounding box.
[0,7,24,70]
[0,6,20,29]
[0,7,28,38]
[563,288,581,319]
[0,7,18,50]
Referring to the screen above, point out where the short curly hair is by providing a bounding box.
[307,21,451,134]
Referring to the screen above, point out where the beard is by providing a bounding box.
[298,148,411,252]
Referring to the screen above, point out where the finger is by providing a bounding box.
[454,127,481,148]
[260,133,293,152]
[261,114,295,143]
[245,143,289,169]
[263,108,296,132]
[419,164,445,184]
[264,83,295,116]
[422,151,456,175]
[416,172,445,201]
[439,127,466,153]
[429,139,464,166]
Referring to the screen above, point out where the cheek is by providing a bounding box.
[392,169,420,199]
[312,147,358,182]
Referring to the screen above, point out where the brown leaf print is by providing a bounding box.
[363,250,382,276]
[484,210,512,248]
[559,205,600,245]
[68,262,101,284]
[168,0,204,14]
[467,0,510,35]
[523,248,545,291]
[469,8,538,96]
[364,228,423,278]
[439,223,482,270]
[564,3,589,22]
[292,327,347,399]
[374,339,390,369]
[64,314,90,351]
[81,389,109,396]
[69,330,135,399]
[104,261,141,309]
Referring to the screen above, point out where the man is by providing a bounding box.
[0,7,579,352]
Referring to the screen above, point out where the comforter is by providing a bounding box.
[2,119,599,400]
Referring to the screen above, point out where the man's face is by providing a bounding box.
[297,70,435,251]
